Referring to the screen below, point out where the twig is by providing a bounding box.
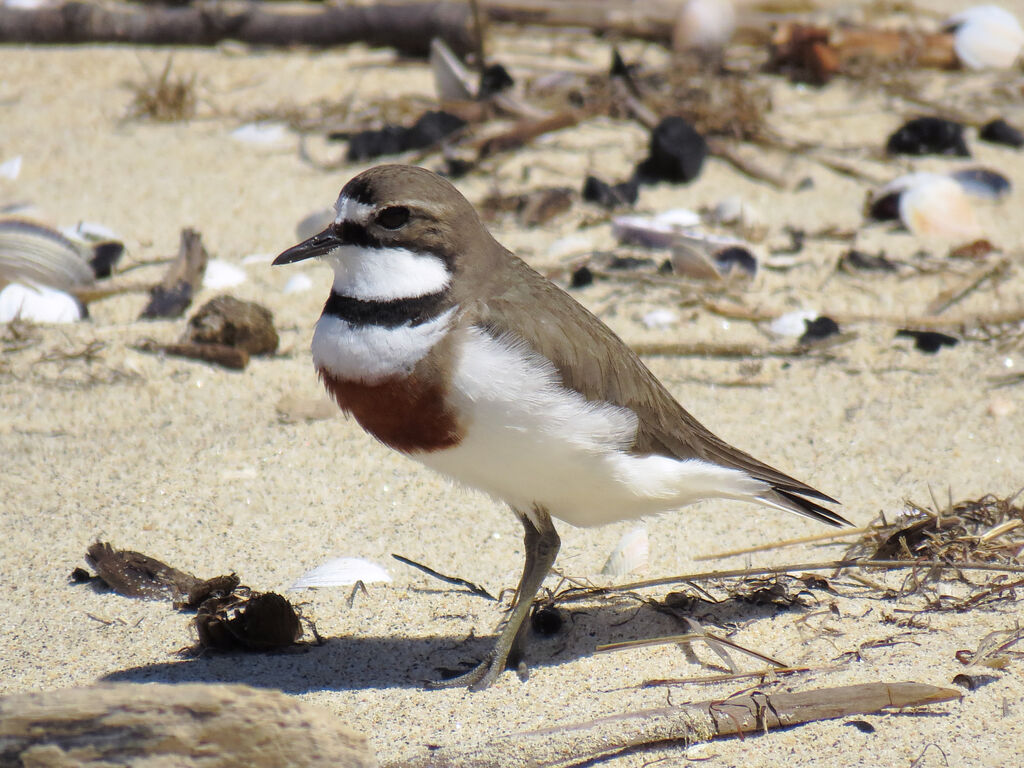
[391,553,496,600]
[397,681,960,767]
[551,559,1024,605]
[926,258,1011,316]
[642,665,836,688]
[597,631,788,668]
[694,527,873,561]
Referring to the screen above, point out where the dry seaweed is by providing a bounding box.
[125,56,197,123]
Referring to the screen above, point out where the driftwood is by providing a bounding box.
[0,682,378,768]
[399,681,960,767]
[0,1,476,57]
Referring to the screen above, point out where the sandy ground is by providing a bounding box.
[2,5,1024,766]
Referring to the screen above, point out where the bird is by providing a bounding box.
[273,164,847,690]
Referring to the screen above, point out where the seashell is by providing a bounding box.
[641,308,679,329]
[0,283,83,323]
[872,173,980,239]
[950,167,1012,200]
[612,209,701,248]
[898,175,979,239]
[672,0,736,52]
[430,37,476,101]
[231,122,287,145]
[202,259,247,290]
[0,155,22,180]
[770,309,819,338]
[601,525,649,578]
[670,233,758,280]
[289,557,391,590]
[0,219,95,291]
[947,5,1024,70]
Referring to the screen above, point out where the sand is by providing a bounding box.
[2,6,1024,766]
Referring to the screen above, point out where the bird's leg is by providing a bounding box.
[427,507,560,691]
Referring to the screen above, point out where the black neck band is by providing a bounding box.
[322,290,450,329]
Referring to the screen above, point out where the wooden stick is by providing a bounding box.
[0,1,476,57]
[399,681,960,767]
[552,559,1024,604]
[694,526,873,561]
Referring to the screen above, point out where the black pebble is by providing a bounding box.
[531,606,564,636]
[635,116,708,184]
[839,250,898,272]
[345,111,466,161]
[886,117,969,157]
[714,247,758,277]
[844,720,876,734]
[896,329,959,353]
[979,118,1023,148]
[582,175,639,208]
[478,64,515,99]
[799,316,840,344]
[88,241,124,279]
[570,265,594,289]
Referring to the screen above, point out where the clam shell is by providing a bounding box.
[673,0,736,51]
[430,37,476,101]
[948,5,1024,69]
[0,283,83,323]
[289,557,391,590]
[0,219,95,291]
[897,175,980,239]
[601,525,649,578]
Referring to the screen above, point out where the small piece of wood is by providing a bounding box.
[140,228,208,320]
[0,682,378,768]
[0,1,476,57]
[399,681,959,767]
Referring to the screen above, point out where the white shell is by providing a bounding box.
[430,37,476,101]
[601,525,650,578]
[202,259,247,289]
[0,219,94,291]
[897,175,979,239]
[612,209,701,248]
[673,0,736,51]
[641,308,679,329]
[0,155,22,180]
[288,557,392,590]
[770,309,818,338]
[231,122,287,144]
[0,283,82,323]
[948,5,1024,69]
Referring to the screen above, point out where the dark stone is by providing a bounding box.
[885,117,969,157]
[531,606,564,636]
[799,316,840,344]
[635,116,708,184]
[896,329,959,353]
[979,118,1023,148]
[569,265,594,288]
[345,111,466,161]
[608,255,654,270]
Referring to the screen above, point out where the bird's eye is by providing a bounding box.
[375,206,410,230]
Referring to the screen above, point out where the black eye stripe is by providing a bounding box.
[335,221,381,248]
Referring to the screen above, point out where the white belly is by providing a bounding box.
[415,327,765,527]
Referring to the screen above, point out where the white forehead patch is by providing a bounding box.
[333,195,374,225]
[327,245,450,302]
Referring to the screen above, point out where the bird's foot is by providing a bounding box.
[426,644,528,692]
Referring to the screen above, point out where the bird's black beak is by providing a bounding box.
[272,228,342,266]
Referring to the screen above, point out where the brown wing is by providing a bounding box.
[473,253,845,526]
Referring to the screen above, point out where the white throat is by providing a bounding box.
[325,246,451,302]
